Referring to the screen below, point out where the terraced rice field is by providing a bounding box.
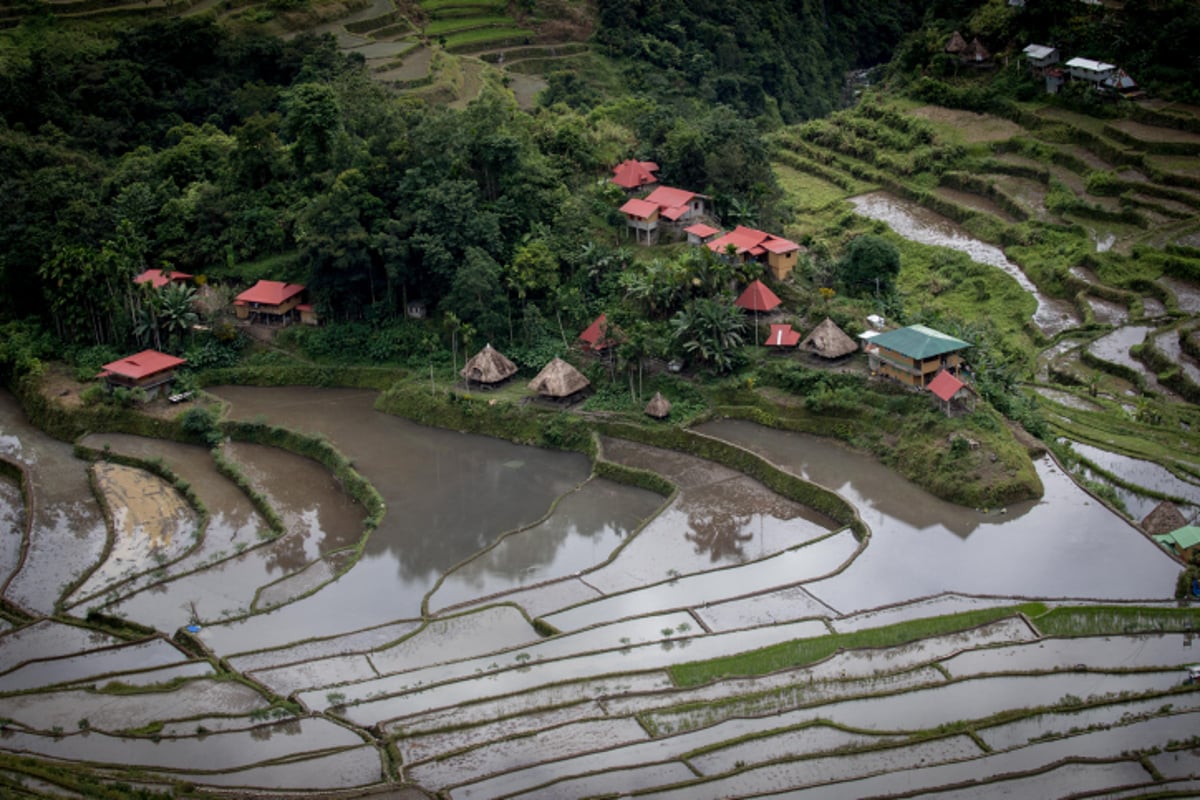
[0,382,1195,798]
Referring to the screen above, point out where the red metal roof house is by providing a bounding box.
[610,159,660,192]
[98,350,186,398]
[134,269,193,289]
[578,313,623,353]
[706,226,803,281]
[234,280,306,324]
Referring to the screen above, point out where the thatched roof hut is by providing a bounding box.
[528,357,590,399]
[644,391,671,419]
[945,31,967,54]
[1142,500,1188,535]
[801,317,858,359]
[461,343,517,386]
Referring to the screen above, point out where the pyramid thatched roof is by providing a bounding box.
[1142,500,1188,535]
[461,343,517,384]
[644,391,671,419]
[963,37,991,62]
[945,31,967,54]
[801,317,858,359]
[528,357,590,398]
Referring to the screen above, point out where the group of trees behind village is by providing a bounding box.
[0,14,791,376]
[1,0,1198,381]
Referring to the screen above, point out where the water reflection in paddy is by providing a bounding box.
[1068,440,1200,510]
[0,391,107,614]
[429,478,664,612]
[0,473,23,585]
[697,419,1177,613]
[199,386,591,654]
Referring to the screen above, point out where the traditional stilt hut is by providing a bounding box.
[928,369,972,416]
[800,317,858,360]
[528,357,590,403]
[1142,500,1188,536]
[644,391,672,419]
[460,343,518,389]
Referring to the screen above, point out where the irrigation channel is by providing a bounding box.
[1,383,1197,798]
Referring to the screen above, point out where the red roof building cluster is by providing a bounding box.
[707,226,800,259]
[610,159,660,191]
[643,186,703,222]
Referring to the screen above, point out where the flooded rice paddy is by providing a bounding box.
[0,386,1194,797]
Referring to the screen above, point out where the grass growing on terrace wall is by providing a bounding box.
[1034,606,1200,637]
[669,603,1047,687]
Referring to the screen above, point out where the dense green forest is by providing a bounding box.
[1,0,1198,388]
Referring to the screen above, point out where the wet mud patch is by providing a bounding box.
[71,462,198,604]
[75,433,267,598]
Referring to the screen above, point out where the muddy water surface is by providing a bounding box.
[429,478,663,612]
[0,474,23,585]
[1069,440,1200,511]
[697,419,1177,613]
[848,192,1079,336]
[197,386,590,653]
[0,391,106,614]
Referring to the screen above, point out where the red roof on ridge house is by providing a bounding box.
[579,313,623,351]
[643,186,700,221]
[611,159,659,190]
[619,197,659,220]
[734,279,781,312]
[928,369,965,402]
[684,223,720,239]
[134,269,192,289]
[708,226,800,258]
[234,280,305,306]
[765,323,800,347]
[99,350,186,381]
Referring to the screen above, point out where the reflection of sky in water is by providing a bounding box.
[0,434,23,458]
[429,479,662,612]
[1068,440,1200,508]
[698,419,1178,615]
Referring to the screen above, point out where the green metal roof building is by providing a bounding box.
[1153,525,1200,558]
[865,324,971,388]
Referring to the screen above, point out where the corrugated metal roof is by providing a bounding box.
[869,324,970,360]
